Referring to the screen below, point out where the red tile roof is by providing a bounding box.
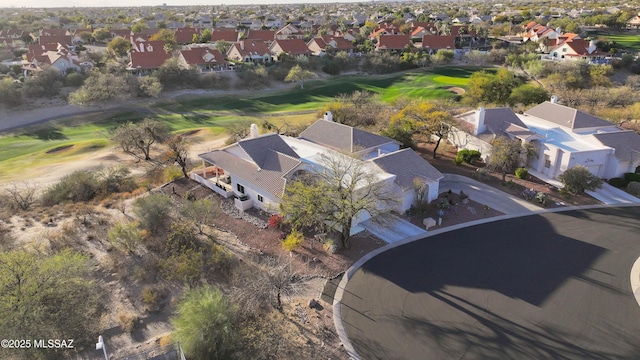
[129,51,171,70]
[450,25,475,37]
[376,34,411,50]
[180,48,226,66]
[243,29,275,42]
[270,39,311,55]
[231,41,271,58]
[318,35,354,50]
[40,29,69,36]
[421,35,455,50]
[131,40,167,53]
[210,29,239,42]
[39,35,72,45]
[174,27,200,44]
[28,43,59,53]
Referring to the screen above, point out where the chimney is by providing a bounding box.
[249,123,259,138]
[550,95,558,104]
[587,39,596,54]
[240,41,244,50]
[323,111,333,122]
[474,107,486,135]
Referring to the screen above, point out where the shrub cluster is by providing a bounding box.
[456,149,482,164]
[624,173,640,182]
[41,166,137,206]
[608,177,629,188]
[515,167,528,179]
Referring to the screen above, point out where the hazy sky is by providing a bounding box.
[0,0,348,8]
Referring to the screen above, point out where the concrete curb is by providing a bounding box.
[630,255,640,309]
[332,203,639,359]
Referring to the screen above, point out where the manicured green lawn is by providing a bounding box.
[0,66,479,176]
[585,31,640,51]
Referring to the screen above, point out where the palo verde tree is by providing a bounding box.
[172,285,238,360]
[280,152,397,249]
[111,118,169,161]
[385,100,454,158]
[284,64,317,89]
[0,249,102,353]
[486,136,535,182]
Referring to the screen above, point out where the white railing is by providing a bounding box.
[190,172,234,198]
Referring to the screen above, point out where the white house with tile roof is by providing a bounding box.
[452,97,640,180]
[192,113,443,217]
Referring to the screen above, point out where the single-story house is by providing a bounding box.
[193,113,443,220]
[376,34,412,51]
[451,97,640,180]
[421,35,456,54]
[269,39,311,60]
[275,24,305,40]
[178,48,229,72]
[306,36,355,56]
[227,41,272,63]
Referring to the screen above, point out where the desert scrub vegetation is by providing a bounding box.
[41,166,139,206]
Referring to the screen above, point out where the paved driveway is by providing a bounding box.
[439,174,541,215]
[338,206,640,360]
[359,215,427,244]
[586,183,640,205]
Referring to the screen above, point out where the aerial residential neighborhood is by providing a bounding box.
[1,0,640,359]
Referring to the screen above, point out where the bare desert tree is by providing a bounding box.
[281,152,397,249]
[6,182,38,211]
[163,134,190,178]
[112,118,169,161]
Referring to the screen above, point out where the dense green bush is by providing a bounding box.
[42,166,138,206]
[624,173,640,182]
[454,155,464,165]
[558,165,603,194]
[42,171,99,206]
[456,149,481,164]
[322,60,340,75]
[172,285,237,360]
[65,72,85,87]
[608,177,629,188]
[132,193,173,235]
[515,167,528,179]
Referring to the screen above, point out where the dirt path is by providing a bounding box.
[0,81,293,133]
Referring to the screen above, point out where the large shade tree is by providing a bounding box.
[384,101,454,158]
[68,72,131,107]
[280,153,397,249]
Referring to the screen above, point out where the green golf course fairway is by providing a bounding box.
[0,66,479,180]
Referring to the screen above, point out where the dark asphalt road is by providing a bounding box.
[341,206,640,360]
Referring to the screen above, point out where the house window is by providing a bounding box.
[258,194,264,202]
[544,155,551,169]
[562,48,567,52]
[237,183,245,194]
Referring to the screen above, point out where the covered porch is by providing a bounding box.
[190,164,234,198]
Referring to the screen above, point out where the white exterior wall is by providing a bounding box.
[230,175,280,213]
[449,129,492,162]
[536,144,610,179]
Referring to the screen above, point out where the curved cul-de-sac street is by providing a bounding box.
[339,206,640,360]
